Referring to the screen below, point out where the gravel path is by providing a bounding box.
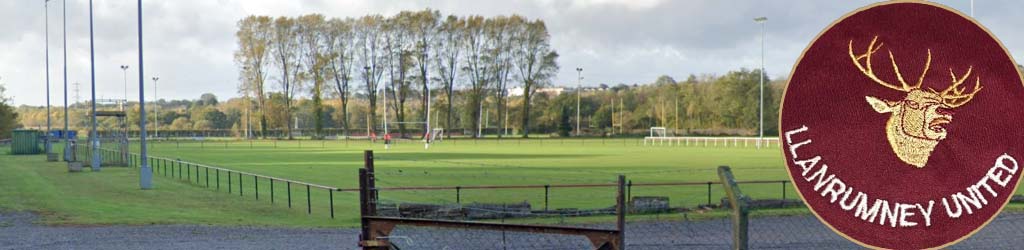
[3,211,1022,249]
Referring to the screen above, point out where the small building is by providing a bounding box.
[11,129,42,155]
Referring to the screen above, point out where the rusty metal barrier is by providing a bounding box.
[358,150,624,250]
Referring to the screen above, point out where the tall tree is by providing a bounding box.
[325,18,355,137]
[234,15,272,138]
[409,10,440,139]
[513,19,559,138]
[0,82,17,139]
[384,13,414,138]
[297,14,330,139]
[432,15,464,138]
[462,15,490,138]
[271,16,301,139]
[486,15,519,138]
[355,15,387,136]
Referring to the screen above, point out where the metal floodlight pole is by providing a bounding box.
[754,16,767,149]
[62,0,70,162]
[364,66,371,136]
[576,67,582,137]
[89,0,100,171]
[242,66,252,139]
[425,53,431,149]
[138,0,152,189]
[151,76,159,138]
[120,65,129,102]
[44,0,53,157]
[381,67,388,138]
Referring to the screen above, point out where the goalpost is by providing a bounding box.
[649,127,668,138]
[645,127,668,146]
[427,128,444,143]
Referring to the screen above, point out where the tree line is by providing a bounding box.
[0,83,18,139]
[9,9,841,139]
[235,9,558,139]
[13,70,786,139]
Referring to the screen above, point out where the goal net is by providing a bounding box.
[649,127,668,138]
[427,128,444,143]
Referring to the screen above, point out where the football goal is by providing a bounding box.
[649,127,668,138]
[427,128,444,143]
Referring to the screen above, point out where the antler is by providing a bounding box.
[937,67,983,108]
[849,36,932,92]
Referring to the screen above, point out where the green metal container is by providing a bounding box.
[11,129,42,155]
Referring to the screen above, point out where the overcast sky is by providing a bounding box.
[2,0,1015,106]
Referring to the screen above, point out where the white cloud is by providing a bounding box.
[0,0,1012,106]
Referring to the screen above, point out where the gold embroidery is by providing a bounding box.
[850,36,983,168]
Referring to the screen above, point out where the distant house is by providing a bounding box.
[507,87,565,97]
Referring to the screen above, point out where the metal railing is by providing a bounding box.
[87,147,345,219]
[79,146,796,221]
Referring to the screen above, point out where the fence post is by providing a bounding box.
[364,150,377,202]
[718,166,749,250]
[228,171,232,193]
[306,185,311,214]
[216,169,220,190]
[205,168,209,187]
[186,161,190,182]
[255,176,259,200]
[707,181,713,206]
[330,189,335,219]
[627,180,633,203]
[456,186,462,205]
[358,168,376,249]
[270,179,275,204]
[616,175,626,250]
[239,173,243,196]
[782,181,788,200]
[287,181,292,208]
[544,184,550,211]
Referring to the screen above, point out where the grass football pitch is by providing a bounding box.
[2,138,1021,227]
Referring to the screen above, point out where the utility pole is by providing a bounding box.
[576,67,583,137]
[754,16,767,149]
[137,0,152,189]
[151,76,159,138]
[89,0,100,171]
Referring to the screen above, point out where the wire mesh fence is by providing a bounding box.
[65,145,1024,249]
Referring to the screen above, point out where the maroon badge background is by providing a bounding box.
[780,2,1024,249]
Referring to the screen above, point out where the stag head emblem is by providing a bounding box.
[849,36,982,168]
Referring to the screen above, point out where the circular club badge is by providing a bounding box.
[780,1,1024,249]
